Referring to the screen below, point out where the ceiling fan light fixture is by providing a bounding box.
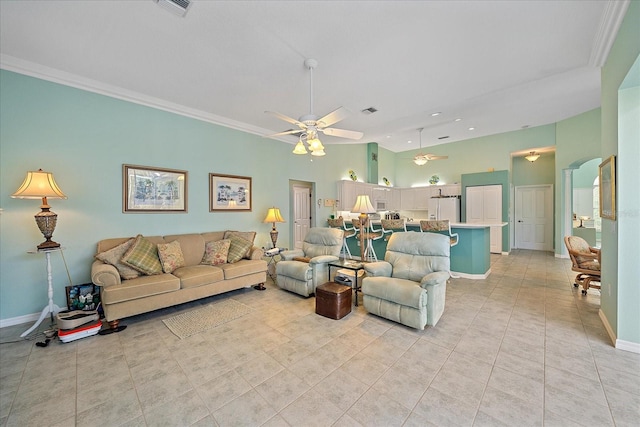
[525,151,540,162]
[413,155,428,166]
[293,139,308,155]
[311,148,326,157]
[307,137,324,152]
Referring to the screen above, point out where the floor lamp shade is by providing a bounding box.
[263,207,285,248]
[11,169,67,249]
[351,195,376,261]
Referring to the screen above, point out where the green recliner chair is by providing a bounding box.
[361,232,450,329]
[275,227,343,297]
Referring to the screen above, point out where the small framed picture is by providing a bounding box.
[123,164,188,213]
[599,155,616,220]
[209,173,252,211]
[66,284,101,311]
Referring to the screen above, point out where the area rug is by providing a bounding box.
[162,299,252,339]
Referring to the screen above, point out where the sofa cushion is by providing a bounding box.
[157,240,186,274]
[201,239,231,265]
[224,231,256,258]
[164,234,205,266]
[95,238,142,280]
[172,265,225,289]
[121,235,163,275]
[101,273,180,304]
[219,259,268,280]
[227,236,253,263]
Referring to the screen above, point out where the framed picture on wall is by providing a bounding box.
[599,155,616,220]
[123,164,187,213]
[209,173,252,211]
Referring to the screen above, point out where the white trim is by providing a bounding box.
[599,308,617,346]
[501,251,509,256]
[0,312,40,329]
[616,339,640,354]
[555,253,570,259]
[451,269,491,280]
[0,54,291,144]
[589,0,630,67]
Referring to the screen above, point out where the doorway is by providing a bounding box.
[291,183,312,250]
[514,184,553,250]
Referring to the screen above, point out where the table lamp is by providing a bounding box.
[11,169,67,249]
[263,207,285,248]
[351,195,376,261]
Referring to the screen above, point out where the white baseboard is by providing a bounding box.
[616,339,640,354]
[0,312,40,329]
[451,269,491,280]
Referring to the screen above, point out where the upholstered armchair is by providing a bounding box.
[276,227,343,297]
[361,232,450,329]
[564,235,601,294]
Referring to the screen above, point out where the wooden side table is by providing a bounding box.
[21,248,64,337]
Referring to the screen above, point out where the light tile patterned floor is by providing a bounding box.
[1,250,639,426]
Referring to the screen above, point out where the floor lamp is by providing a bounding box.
[351,195,376,261]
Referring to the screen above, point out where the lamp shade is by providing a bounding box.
[351,195,375,214]
[263,207,285,223]
[11,169,67,201]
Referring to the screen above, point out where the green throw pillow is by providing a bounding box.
[227,236,252,263]
[121,234,163,275]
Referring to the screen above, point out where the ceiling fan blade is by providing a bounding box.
[316,107,349,128]
[265,111,305,127]
[265,129,303,138]
[426,155,449,160]
[321,127,364,140]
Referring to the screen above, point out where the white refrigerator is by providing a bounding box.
[428,197,460,222]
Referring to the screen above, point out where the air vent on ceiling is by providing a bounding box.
[438,136,450,140]
[361,107,378,115]
[154,0,191,17]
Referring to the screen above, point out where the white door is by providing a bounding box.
[293,185,311,250]
[466,185,503,253]
[515,185,553,250]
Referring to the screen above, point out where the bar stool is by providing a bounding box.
[380,218,407,241]
[419,220,459,247]
[352,218,384,261]
[327,216,354,259]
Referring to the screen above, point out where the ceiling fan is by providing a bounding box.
[265,59,363,155]
[413,127,448,165]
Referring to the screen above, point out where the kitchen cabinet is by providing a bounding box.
[401,187,431,210]
[390,188,402,210]
[337,181,373,211]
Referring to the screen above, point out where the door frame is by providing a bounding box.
[514,184,554,251]
[289,180,315,249]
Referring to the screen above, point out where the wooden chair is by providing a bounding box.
[564,236,601,295]
[419,220,459,247]
[352,218,384,261]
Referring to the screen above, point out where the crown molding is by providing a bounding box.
[589,0,630,67]
[0,54,290,142]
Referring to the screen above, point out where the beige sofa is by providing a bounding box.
[91,231,267,330]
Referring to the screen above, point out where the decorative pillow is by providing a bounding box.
[223,231,256,258]
[121,234,163,275]
[157,240,186,274]
[95,238,142,280]
[227,236,253,263]
[202,239,231,265]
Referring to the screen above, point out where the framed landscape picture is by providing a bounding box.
[599,155,616,220]
[123,164,187,213]
[209,173,252,211]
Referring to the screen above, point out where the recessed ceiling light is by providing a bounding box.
[454,118,462,122]
[468,127,475,131]
[408,140,413,144]
[431,112,442,117]
[386,135,391,138]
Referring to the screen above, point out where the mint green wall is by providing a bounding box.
[377,146,396,186]
[573,158,600,188]
[394,125,556,188]
[0,70,370,320]
[600,0,640,345]
[512,152,555,186]
[555,108,602,255]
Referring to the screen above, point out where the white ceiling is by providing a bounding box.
[0,1,629,153]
